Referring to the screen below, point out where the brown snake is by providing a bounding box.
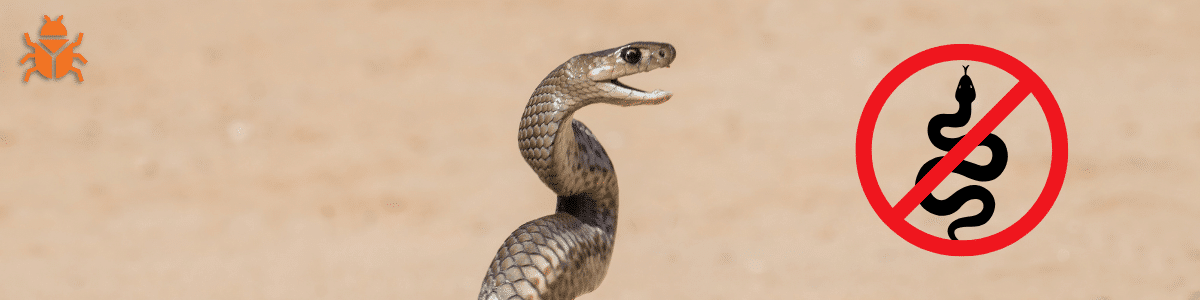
[477,42,676,300]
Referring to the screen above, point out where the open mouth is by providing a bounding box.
[595,70,672,105]
[608,79,646,93]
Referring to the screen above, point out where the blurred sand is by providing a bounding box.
[1,0,1198,299]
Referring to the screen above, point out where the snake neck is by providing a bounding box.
[518,67,619,234]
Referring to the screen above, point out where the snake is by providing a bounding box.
[477,42,676,300]
[916,65,1008,240]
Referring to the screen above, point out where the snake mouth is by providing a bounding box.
[594,68,672,106]
[609,79,646,93]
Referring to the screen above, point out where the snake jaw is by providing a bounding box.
[609,78,644,93]
[597,79,672,106]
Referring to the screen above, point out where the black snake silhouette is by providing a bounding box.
[916,65,1008,240]
[478,42,676,300]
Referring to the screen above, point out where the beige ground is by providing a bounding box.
[2,0,1198,299]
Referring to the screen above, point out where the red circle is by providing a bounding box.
[855,44,1068,256]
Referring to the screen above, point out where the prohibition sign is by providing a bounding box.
[856,44,1068,256]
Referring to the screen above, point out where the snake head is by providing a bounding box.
[578,41,676,106]
[956,65,975,102]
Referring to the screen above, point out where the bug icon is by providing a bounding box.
[21,15,87,82]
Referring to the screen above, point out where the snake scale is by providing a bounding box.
[477,42,676,300]
[916,66,1008,240]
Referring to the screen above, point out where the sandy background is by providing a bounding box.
[2,0,1198,299]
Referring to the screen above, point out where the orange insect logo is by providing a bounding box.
[21,15,87,82]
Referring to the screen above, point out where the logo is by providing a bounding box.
[21,15,87,82]
[856,44,1068,256]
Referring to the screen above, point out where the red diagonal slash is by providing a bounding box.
[889,81,1031,219]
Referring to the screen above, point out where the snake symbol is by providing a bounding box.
[915,65,1009,240]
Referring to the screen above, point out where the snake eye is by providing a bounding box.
[621,48,641,64]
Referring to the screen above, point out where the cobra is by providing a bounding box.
[477,42,676,300]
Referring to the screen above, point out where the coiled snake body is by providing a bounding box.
[478,42,676,300]
[916,66,1008,240]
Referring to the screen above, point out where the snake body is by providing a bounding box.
[916,66,1008,240]
[478,42,676,300]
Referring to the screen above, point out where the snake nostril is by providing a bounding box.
[657,50,665,58]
